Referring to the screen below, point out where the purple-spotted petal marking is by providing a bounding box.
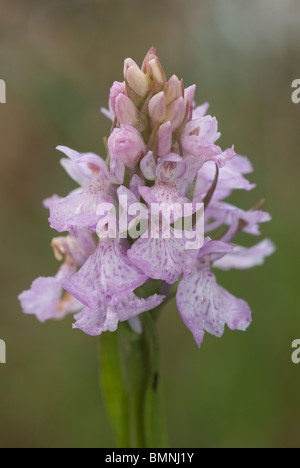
[156,153,186,183]
[63,240,148,310]
[184,238,234,277]
[139,184,192,224]
[177,262,252,347]
[73,293,165,336]
[117,185,148,235]
[128,227,188,285]
[48,185,112,234]
[139,153,192,223]
[48,149,112,234]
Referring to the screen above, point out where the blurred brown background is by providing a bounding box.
[0,0,300,448]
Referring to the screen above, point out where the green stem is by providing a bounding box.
[142,313,169,448]
[129,334,148,448]
[99,295,173,448]
[99,330,130,448]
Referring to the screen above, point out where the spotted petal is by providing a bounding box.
[48,185,112,234]
[73,293,165,336]
[177,263,252,347]
[128,227,188,285]
[139,183,192,223]
[63,240,148,310]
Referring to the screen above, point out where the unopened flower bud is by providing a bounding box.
[109,81,126,118]
[115,94,139,127]
[108,126,146,169]
[157,121,172,156]
[141,47,158,72]
[165,97,186,130]
[124,58,138,75]
[184,85,196,108]
[148,58,166,85]
[148,92,167,123]
[126,65,150,97]
[184,84,196,120]
[165,75,183,105]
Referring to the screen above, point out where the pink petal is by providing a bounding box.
[63,240,148,310]
[73,293,165,336]
[213,239,276,270]
[128,229,187,285]
[177,263,252,347]
[18,262,77,323]
[139,183,192,223]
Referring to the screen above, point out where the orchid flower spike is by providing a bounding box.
[19,48,275,348]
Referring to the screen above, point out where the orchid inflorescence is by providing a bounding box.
[19,48,274,348]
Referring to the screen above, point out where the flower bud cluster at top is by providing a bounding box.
[108,47,194,172]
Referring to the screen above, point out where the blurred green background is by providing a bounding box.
[0,0,300,448]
